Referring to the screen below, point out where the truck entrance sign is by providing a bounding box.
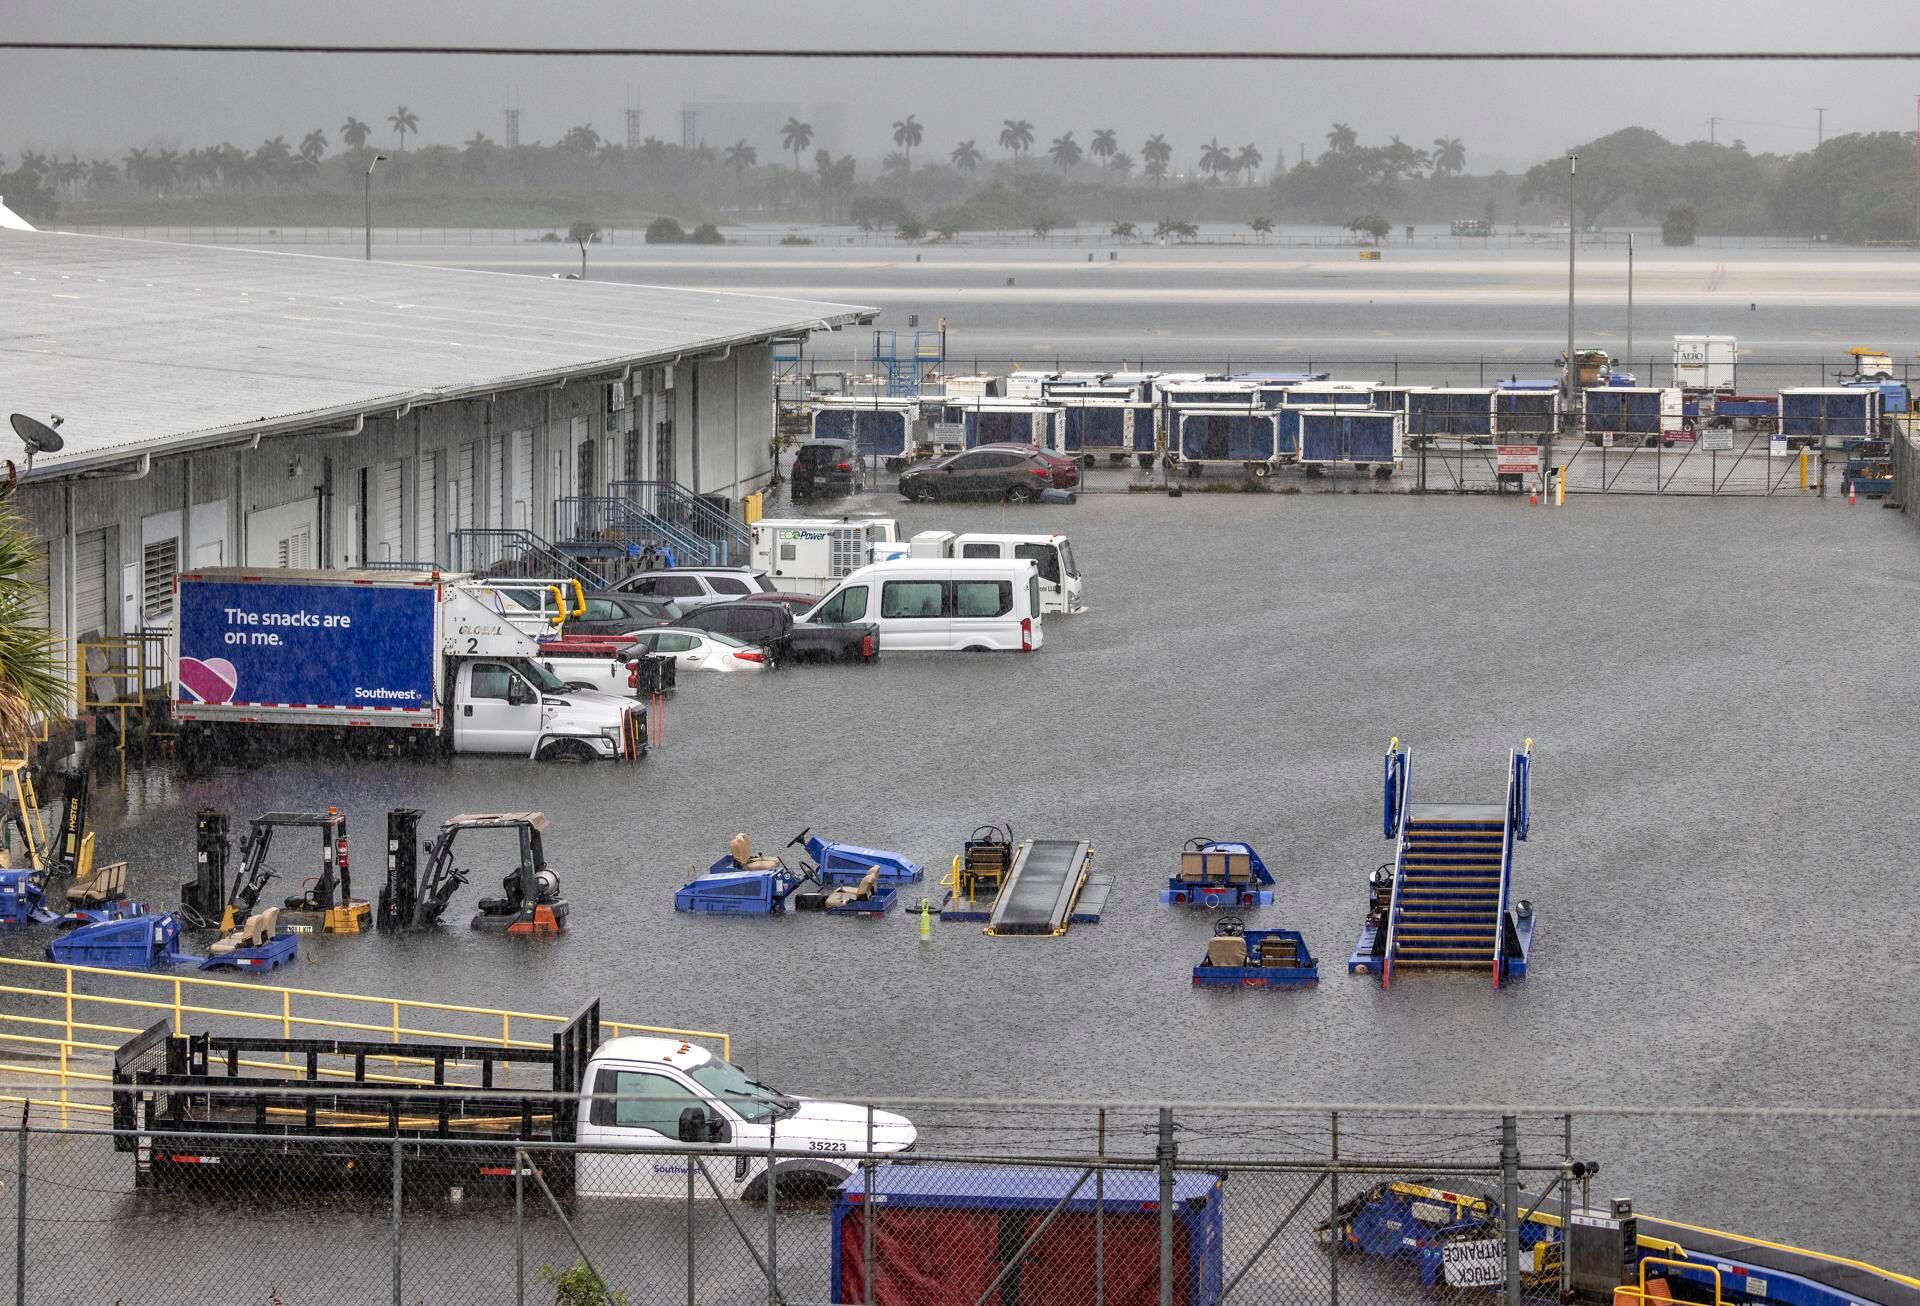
[1441,1236,1505,1288]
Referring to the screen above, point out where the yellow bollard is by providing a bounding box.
[918,898,932,942]
[1799,446,1808,492]
[1555,466,1565,507]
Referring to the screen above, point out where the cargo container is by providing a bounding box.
[809,398,917,463]
[1672,334,1737,392]
[1299,408,1403,476]
[1582,387,1665,445]
[1779,387,1879,449]
[937,400,1064,452]
[830,1164,1225,1306]
[1494,381,1562,437]
[1406,388,1497,444]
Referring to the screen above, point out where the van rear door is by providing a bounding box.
[950,574,1021,651]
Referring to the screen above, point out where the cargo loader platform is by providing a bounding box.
[940,839,1109,935]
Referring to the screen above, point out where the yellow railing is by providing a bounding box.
[75,631,170,749]
[0,956,730,1126]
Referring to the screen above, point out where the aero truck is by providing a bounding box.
[172,568,647,761]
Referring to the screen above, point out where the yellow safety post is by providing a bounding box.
[1799,446,1808,492]
[918,898,932,942]
[1555,466,1566,506]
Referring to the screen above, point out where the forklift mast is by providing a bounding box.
[225,819,280,930]
[410,819,471,931]
[51,769,89,878]
[180,808,230,927]
[379,809,424,932]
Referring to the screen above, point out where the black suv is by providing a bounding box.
[790,440,864,500]
[670,600,879,664]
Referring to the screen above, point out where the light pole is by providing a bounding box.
[1565,154,1578,416]
[364,153,389,261]
[1625,231,1634,380]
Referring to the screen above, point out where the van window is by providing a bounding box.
[645,575,705,599]
[954,580,1012,618]
[1014,543,1060,585]
[752,573,778,593]
[882,580,946,619]
[812,584,867,625]
[592,1067,704,1134]
[960,542,1001,560]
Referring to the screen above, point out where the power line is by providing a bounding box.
[0,41,1918,61]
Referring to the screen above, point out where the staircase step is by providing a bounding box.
[1391,958,1490,971]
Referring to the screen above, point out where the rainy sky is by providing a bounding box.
[7,0,1919,170]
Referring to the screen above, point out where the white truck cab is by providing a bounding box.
[574,1037,916,1200]
[909,530,1083,614]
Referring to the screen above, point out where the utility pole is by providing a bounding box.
[1913,96,1919,241]
[1566,154,1578,416]
[1816,107,1826,148]
[363,153,388,261]
[1626,232,1634,374]
[1708,116,1721,147]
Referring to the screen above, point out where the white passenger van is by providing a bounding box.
[908,530,1082,614]
[802,558,1043,652]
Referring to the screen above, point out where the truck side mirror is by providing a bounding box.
[507,680,534,707]
[677,1106,709,1143]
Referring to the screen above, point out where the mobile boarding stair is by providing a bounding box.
[1351,738,1535,988]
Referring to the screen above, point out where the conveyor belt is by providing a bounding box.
[985,840,1091,936]
[1635,1212,1920,1306]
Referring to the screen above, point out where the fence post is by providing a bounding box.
[1095,1108,1106,1306]
[686,1146,696,1306]
[391,1137,404,1306]
[766,1114,779,1306]
[515,1147,526,1306]
[1157,1107,1174,1306]
[1561,1115,1574,1301]
[1501,1115,1520,1306]
[1329,1111,1340,1306]
[863,1105,874,1306]
[14,1108,26,1306]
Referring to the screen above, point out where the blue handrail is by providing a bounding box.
[1380,740,1413,987]
[446,528,605,589]
[1493,740,1531,981]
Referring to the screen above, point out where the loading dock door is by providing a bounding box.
[377,460,403,563]
[74,528,110,638]
[245,499,318,570]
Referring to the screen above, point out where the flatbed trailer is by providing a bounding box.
[111,1002,598,1197]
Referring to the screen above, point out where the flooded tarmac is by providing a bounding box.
[12,485,1919,1266]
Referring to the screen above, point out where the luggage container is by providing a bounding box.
[831,1164,1225,1306]
[1058,398,1155,465]
[810,398,917,466]
[1493,381,1561,438]
[938,400,1063,452]
[1280,381,1378,408]
[1406,388,1497,445]
[1779,386,1879,450]
[1298,409,1403,477]
[1581,387,1665,446]
[1174,407,1287,475]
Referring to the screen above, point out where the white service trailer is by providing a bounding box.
[749,517,902,595]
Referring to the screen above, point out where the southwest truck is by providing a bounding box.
[110,1003,916,1201]
[172,568,647,762]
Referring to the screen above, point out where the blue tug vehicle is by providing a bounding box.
[673,831,904,916]
[1161,838,1275,908]
[1191,915,1319,988]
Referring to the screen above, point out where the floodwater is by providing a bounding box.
[11,487,1919,1268]
[9,237,1920,1272]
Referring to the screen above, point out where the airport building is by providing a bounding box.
[0,227,872,718]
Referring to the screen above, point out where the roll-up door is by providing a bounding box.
[74,529,109,637]
[377,460,403,563]
[416,450,440,563]
[511,430,533,529]
[456,442,478,531]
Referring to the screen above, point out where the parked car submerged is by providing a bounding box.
[621,627,768,673]
[897,448,1061,503]
[613,567,778,604]
[790,439,866,500]
[972,442,1081,490]
[563,592,682,638]
[671,599,880,664]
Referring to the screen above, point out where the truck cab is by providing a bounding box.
[448,657,639,761]
[574,1037,916,1200]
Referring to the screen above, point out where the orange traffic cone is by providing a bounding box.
[1847,480,1857,506]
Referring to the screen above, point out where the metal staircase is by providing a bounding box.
[871,329,946,398]
[445,528,605,588]
[552,496,714,568]
[608,480,749,566]
[1379,740,1534,989]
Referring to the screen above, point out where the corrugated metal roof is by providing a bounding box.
[0,230,874,477]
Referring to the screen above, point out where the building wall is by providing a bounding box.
[13,344,778,709]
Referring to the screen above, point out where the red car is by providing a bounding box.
[971,442,1081,490]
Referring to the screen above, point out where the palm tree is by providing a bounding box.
[1431,137,1467,176]
[1111,152,1135,181]
[780,117,814,173]
[1141,134,1172,186]
[1250,216,1274,243]
[1235,143,1263,187]
[1048,132,1081,172]
[998,119,1035,171]
[1110,220,1136,241]
[253,137,293,183]
[298,130,328,165]
[724,139,758,179]
[891,114,923,172]
[1198,138,1231,183]
[950,140,983,174]
[561,124,601,153]
[388,106,419,152]
[0,505,66,751]
[1090,128,1118,173]
[462,133,494,176]
[1326,122,1357,153]
[881,151,909,179]
[341,116,372,150]
[86,159,118,193]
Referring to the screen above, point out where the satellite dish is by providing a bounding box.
[8,414,63,474]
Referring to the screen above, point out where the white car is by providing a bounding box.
[623,627,766,672]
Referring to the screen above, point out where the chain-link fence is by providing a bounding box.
[0,1088,1707,1306]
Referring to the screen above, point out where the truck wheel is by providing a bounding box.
[539,739,598,764]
